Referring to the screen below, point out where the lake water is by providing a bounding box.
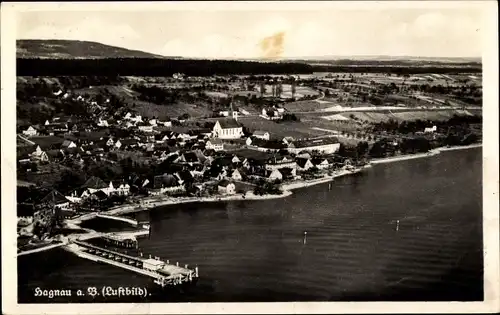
[18,148,483,302]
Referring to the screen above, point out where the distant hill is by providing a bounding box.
[281,55,482,63]
[242,55,481,66]
[17,39,169,59]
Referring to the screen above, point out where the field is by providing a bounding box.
[74,84,213,119]
[133,101,211,120]
[301,115,366,132]
[238,116,329,139]
[283,100,337,112]
[319,109,478,124]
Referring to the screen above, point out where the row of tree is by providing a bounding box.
[17,58,482,76]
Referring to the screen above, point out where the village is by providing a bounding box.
[16,72,482,254]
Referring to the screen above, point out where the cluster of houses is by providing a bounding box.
[17,97,348,231]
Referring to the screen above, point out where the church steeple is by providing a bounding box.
[230,96,238,121]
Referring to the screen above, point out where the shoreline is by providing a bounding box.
[370,143,482,165]
[22,143,481,256]
[69,142,481,220]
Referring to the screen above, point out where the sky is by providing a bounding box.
[16,6,484,59]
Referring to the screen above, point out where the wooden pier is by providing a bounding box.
[65,240,198,287]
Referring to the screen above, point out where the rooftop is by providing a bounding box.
[218,119,241,129]
[30,136,65,150]
[81,176,108,189]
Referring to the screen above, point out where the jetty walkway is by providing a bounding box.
[65,240,198,287]
[95,213,138,226]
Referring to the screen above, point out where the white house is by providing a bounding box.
[114,140,122,149]
[106,138,115,147]
[296,158,314,171]
[138,124,154,133]
[218,180,236,195]
[424,126,437,133]
[115,183,131,196]
[265,156,297,171]
[22,126,38,137]
[206,139,224,151]
[253,130,270,140]
[231,155,241,164]
[261,108,283,120]
[268,169,283,181]
[31,145,49,162]
[124,113,143,123]
[178,133,195,141]
[212,119,244,139]
[97,117,109,127]
[311,158,330,170]
[61,140,77,149]
[131,115,143,123]
[231,169,242,181]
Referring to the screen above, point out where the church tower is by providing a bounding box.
[230,97,238,121]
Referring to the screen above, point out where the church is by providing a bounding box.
[212,118,244,139]
[212,102,244,140]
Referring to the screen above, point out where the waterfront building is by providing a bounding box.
[296,157,315,171]
[267,169,283,181]
[311,157,330,169]
[265,155,297,171]
[218,180,236,195]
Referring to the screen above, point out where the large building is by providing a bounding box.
[287,137,341,154]
[212,119,244,140]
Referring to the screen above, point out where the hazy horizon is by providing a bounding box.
[16,6,484,59]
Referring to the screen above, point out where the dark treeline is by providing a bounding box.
[17,58,482,76]
[17,58,313,76]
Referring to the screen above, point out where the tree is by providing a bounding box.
[55,170,85,194]
[356,141,369,158]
